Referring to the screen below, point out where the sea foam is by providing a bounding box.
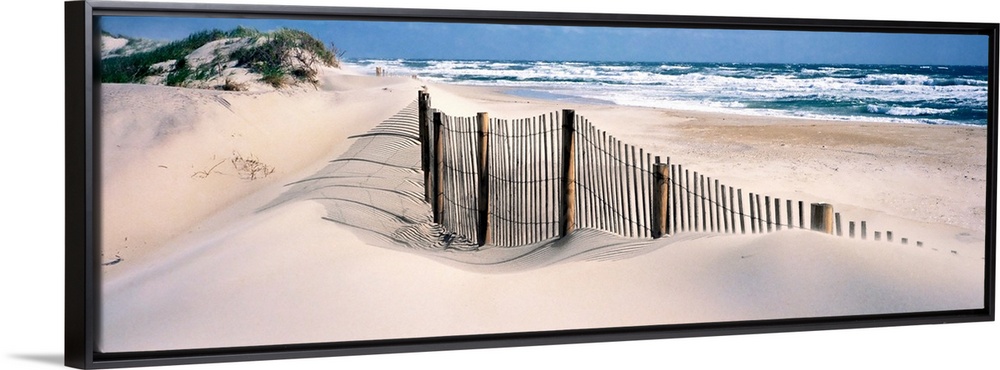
[348,59,988,125]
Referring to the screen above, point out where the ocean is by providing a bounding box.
[346,59,989,126]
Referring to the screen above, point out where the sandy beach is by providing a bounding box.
[97,64,987,352]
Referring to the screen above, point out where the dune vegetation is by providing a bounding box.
[101,27,345,90]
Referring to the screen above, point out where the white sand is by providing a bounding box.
[98,66,987,352]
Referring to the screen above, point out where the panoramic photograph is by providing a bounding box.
[96,14,989,353]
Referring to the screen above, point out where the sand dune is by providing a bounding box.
[98,68,986,353]
[98,67,424,278]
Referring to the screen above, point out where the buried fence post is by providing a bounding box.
[476,112,491,246]
[810,203,834,234]
[560,109,577,238]
[652,159,669,238]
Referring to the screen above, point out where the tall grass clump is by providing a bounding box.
[229,28,338,88]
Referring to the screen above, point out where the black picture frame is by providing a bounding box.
[65,1,997,368]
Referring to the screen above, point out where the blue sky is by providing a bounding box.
[99,16,989,65]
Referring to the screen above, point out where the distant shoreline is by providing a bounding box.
[345,59,989,127]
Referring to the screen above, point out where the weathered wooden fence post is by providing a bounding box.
[432,111,444,224]
[560,109,576,238]
[477,112,491,246]
[418,91,432,203]
[652,157,669,238]
[810,203,834,234]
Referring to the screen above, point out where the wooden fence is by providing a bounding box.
[417,91,921,248]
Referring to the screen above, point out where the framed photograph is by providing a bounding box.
[65,0,997,368]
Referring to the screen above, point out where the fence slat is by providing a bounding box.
[613,136,625,235]
[684,167,692,233]
[641,150,650,238]
[713,179,720,233]
[694,171,701,232]
[699,173,707,232]
[589,126,599,232]
[455,116,465,239]
[510,118,518,245]
[798,201,805,229]
[835,212,843,236]
[765,196,773,233]
[786,199,793,230]
[719,185,736,234]
[601,131,614,235]
[585,123,597,231]
[505,118,511,245]
[756,194,764,233]
[634,146,644,236]
[665,157,672,235]
[451,116,461,237]
[452,116,462,238]
[737,188,746,234]
[487,118,496,245]
[774,197,782,231]
[547,116,556,239]
[522,117,530,244]
[573,118,583,231]
[671,164,679,234]
[529,117,536,242]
